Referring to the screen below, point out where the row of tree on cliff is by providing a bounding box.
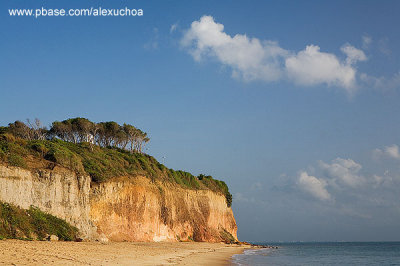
[5,118,149,153]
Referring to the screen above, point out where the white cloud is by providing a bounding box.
[341,44,367,65]
[294,155,400,222]
[319,158,364,187]
[374,144,400,160]
[373,170,400,188]
[362,35,372,49]
[386,145,400,159]
[285,45,359,93]
[181,15,287,81]
[298,171,332,201]
[181,15,367,94]
[360,71,400,91]
[170,23,178,33]
[373,174,384,186]
[372,173,395,188]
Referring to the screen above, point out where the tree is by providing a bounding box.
[69,118,95,143]
[99,121,119,147]
[27,118,47,140]
[135,129,150,153]
[9,121,32,140]
[123,123,137,153]
[47,118,150,153]
[50,121,72,142]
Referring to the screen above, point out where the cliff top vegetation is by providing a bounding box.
[0,118,232,207]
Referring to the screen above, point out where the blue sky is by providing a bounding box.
[1,0,400,242]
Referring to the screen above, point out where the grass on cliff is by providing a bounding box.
[0,201,78,241]
[0,132,233,207]
[219,229,237,244]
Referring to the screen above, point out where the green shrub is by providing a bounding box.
[8,154,26,168]
[0,149,5,161]
[45,143,84,173]
[225,192,232,207]
[29,141,49,157]
[0,202,78,241]
[219,229,236,244]
[0,202,32,238]
[2,133,16,143]
[27,206,78,241]
[0,126,9,135]
[7,142,29,156]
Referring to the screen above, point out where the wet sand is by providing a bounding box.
[0,240,248,265]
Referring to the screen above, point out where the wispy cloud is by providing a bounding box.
[295,153,400,218]
[362,35,372,49]
[170,23,178,33]
[181,15,367,95]
[373,144,400,160]
[341,43,368,65]
[251,182,263,190]
[360,72,400,91]
[378,37,391,56]
[144,28,159,50]
[233,192,256,203]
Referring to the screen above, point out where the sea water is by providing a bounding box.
[231,242,400,265]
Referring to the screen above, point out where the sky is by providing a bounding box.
[1,0,400,242]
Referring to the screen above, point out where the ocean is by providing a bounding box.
[230,242,400,265]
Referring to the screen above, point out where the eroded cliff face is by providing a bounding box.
[0,164,237,242]
[90,177,237,242]
[0,164,96,239]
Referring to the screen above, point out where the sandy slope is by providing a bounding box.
[0,240,247,265]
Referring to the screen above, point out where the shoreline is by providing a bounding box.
[0,240,250,265]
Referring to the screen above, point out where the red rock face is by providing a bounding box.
[90,176,238,242]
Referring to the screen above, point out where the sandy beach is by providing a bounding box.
[0,240,248,265]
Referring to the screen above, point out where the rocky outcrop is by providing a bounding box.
[0,164,237,242]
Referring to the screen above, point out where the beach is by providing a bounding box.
[0,240,248,265]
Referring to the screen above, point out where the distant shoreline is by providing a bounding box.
[0,240,249,265]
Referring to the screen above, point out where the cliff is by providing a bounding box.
[91,176,237,242]
[0,164,237,242]
[0,125,237,243]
